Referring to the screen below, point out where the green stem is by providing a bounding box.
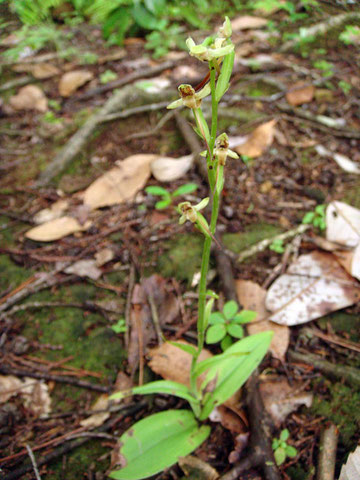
[209,60,218,155]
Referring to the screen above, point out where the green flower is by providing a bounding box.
[215,133,238,165]
[178,198,209,224]
[167,83,211,110]
[186,37,234,62]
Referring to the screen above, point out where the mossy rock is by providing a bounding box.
[222,223,282,254]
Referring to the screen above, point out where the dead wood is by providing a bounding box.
[280,12,360,52]
[175,111,281,480]
[316,423,338,480]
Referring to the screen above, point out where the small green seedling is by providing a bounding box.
[339,25,360,45]
[272,429,297,465]
[269,238,285,254]
[302,204,326,230]
[111,318,127,334]
[100,69,117,84]
[313,60,334,78]
[339,80,352,95]
[206,300,257,351]
[145,183,198,210]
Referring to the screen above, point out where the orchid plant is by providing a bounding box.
[109,18,272,480]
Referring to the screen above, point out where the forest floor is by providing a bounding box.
[1,3,360,480]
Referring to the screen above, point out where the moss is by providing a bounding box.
[318,312,360,342]
[286,466,315,480]
[0,254,32,290]
[222,223,282,254]
[157,233,203,283]
[311,382,360,451]
[342,178,360,209]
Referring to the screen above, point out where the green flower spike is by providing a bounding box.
[167,83,211,110]
[219,16,232,39]
[215,133,239,166]
[178,198,209,224]
[186,37,234,62]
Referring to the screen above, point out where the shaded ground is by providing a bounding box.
[1,3,360,480]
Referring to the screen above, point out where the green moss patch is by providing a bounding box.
[222,223,282,254]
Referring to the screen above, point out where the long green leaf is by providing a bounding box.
[199,331,273,420]
[110,380,198,404]
[110,410,210,480]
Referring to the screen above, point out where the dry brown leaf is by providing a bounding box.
[286,82,315,106]
[231,15,268,31]
[25,216,91,242]
[0,375,23,403]
[179,456,219,480]
[236,280,289,362]
[9,85,48,112]
[33,199,69,225]
[59,70,94,97]
[64,259,102,280]
[0,376,51,417]
[235,119,276,158]
[150,154,193,182]
[32,63,60,79]
[95,247,114,266]
[259,376,313,427]
[266,252,360,326]
[83,154,158,209]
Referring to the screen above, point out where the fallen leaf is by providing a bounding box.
[0,375,23,403]
[148,341,212,388]
[64,259,102,280]
[32,63,60,79]
[135,77,171,94]
[59,70,94,97]
[83,154,158,209]
[9,85,48,112]
[95,247,114,266]
[236,280,289,362]
[33,199,69,224]
[334,244,360,281]
[316,146,360,174]
[25,216,91,241]
[326,201,360,247]
[179,456,219,480]
[265,252,360,326]
[259,376,313,427]
[339,445,360,480]
[231,15,268,31]
[286,82,315,106]
[235,119,277,158]
[150,154,194,182]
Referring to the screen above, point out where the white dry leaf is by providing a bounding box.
[22,378,51,418]
[179,456,219,480]
[234,119,277,158]
[230,15,268,31]
[339,446,360,480]
[150,154,194,182]
[80,394,111,429]
[0,375,23,403]
[59,70,94,97]
[236,279,289,362]
[83,154,158,209]
[95,247,114,266]
[266,251,360,326]
[326,201,360,248]
[64,259,102,280]
[33,199,69,224]
[315,145,360,174]
[9,85,48,112]
[135,77,171,94]
[259,376,313,427]
[25,216,91,242]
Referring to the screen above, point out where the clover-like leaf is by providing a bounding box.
[206,324,227,344]
[227,323,244,339]
[233,310,257,324]
[222,300,238,319]
[172,183,198,197]
[209,312,225,325]
[280,429,290,442]
[274,447,286,466]
[220,335,232,351]
[285,445,297,458]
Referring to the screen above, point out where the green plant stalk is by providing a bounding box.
[190,60,221,397]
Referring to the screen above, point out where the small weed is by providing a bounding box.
[42,111,62,124]
[241,155,253,166]
[111,318,127,334]
[313,60,334,78]
[145,183,198,210]
[145,23,186,58]
[269,238,285,254]
[272,429,297,465]
[80,52,99,65]
[100,69,117,84]
[206,301,257,351]
[339,25,360,45]
[338,80,352,95]
[302,204,326,230]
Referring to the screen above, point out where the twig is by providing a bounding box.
[234,224,310,263]
[123,110,174,141]
[288,350,360,388]
[101,101,170,122]
[125,264,136,349]
[147,293,164,345]
[280,12,360,52]
[25,445,42,480]
[69,59,177,102]
[316,423,338,480]
[0,76,32,93]
[0,365,110,392]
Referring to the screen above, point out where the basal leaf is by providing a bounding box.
[199,331,273,420]
[110,380,198,405]
[110,410,210,480]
